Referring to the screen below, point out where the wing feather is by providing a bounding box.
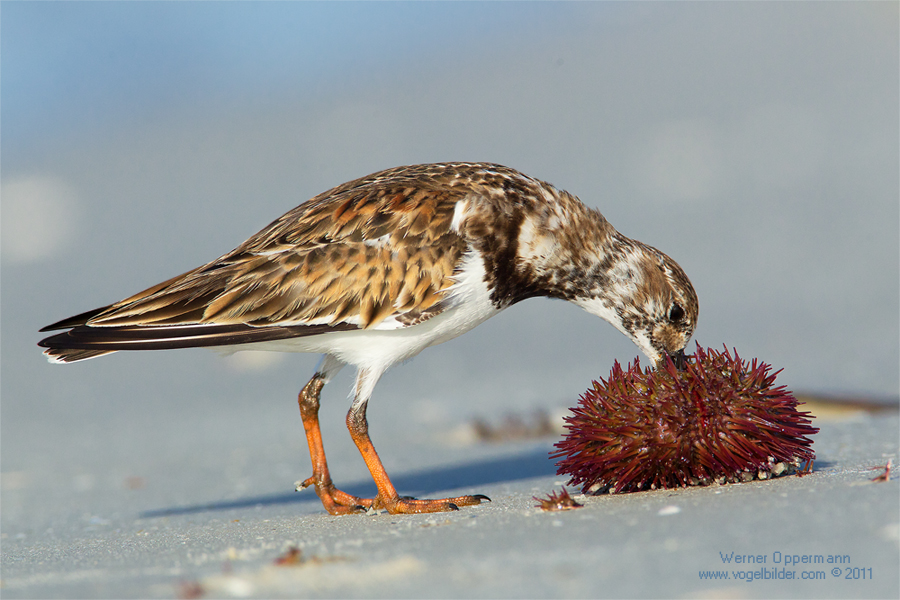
[40,165,477,362]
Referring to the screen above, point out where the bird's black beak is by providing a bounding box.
[669,349,687,371]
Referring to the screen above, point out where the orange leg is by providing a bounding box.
[296,372,372,514]
[345,397,490,514]
[296,368,489,515]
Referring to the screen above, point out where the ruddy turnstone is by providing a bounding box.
[39,162,698,515]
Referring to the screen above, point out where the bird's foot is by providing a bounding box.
[371,493,491,514]
[296,476,490,515]
[295,476,373,515]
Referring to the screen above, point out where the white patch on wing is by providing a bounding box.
[450,199,469,233]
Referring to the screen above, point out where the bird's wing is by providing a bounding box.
[39,170,473,360]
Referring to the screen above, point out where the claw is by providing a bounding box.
[294,477,315,491]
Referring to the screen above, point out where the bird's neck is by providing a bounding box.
[515,199,625,302]
[472,190,624,308]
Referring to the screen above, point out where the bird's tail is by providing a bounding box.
[38,312,358,364]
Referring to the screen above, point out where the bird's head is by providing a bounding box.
[573,237,698,370]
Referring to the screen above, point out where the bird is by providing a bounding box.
[38,162,698,515]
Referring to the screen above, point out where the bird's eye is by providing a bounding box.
[669,303,685,323]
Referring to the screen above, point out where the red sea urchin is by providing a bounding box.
[552,345,819,494]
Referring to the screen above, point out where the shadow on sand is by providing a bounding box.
[140,446,556,518]
[139,449,834,518]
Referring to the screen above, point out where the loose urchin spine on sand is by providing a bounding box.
[552,345,819,494]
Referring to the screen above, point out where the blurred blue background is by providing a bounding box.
[2,2,898,484]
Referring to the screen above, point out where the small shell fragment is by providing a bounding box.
[534,488,583,511]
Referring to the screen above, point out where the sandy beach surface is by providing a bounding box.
[2,392,897,598]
